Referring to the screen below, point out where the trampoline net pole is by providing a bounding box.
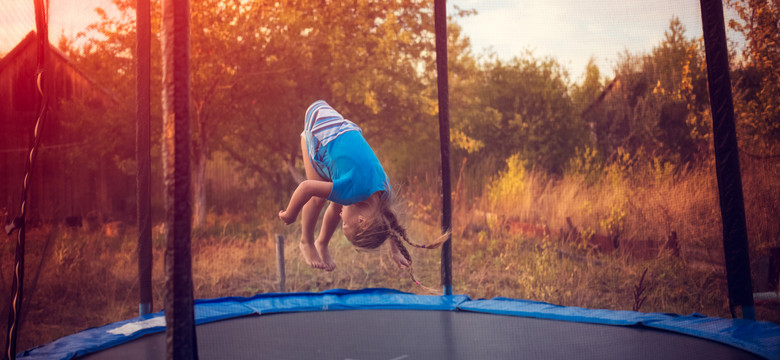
[699,0,755,319]
[161,0,199,358]
[136,0,153,317]
[434,0,453,296]
[4,1,50,359]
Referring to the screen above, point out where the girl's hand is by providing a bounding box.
[278,180,332,226]
[390,245,411,268]
[279,210,295,225]
[392,254,410,268]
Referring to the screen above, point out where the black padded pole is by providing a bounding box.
[699,0,754,320]
[136,0,153,317]
[161,0,199,358]
[434,0,453,295]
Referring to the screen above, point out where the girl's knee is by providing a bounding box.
[310,196,327,207]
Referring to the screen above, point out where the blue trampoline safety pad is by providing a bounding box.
[17,288,780,360]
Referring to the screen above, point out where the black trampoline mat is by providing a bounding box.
[81,309,761,360]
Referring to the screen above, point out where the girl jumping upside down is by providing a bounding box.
[279,100,444,272]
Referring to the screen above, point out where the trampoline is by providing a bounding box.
[15,288,780,360]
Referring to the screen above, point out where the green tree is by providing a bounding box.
[214,0,445,195]
[572,58,605,145]
[572,58,606,115]
[73,0,302,225]
[728,0,780,157]
[468,54,584,175]
[592,52,658,162]
[589,18,709,166]
[74,0,451,223]
[649,17,709,163]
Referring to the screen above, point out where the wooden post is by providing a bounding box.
[275,234,286,293]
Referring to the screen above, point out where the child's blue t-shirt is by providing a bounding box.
[324,131,390,205]
[303,100,391,205]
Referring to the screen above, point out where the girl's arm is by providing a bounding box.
[316,202,343,244]
[279,180,332,224]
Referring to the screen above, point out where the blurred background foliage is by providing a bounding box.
[46,0,777,227]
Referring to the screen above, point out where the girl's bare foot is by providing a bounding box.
[315,240,337,271]
[299,241,325,269]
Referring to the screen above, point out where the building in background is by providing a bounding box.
[0,31,131,226]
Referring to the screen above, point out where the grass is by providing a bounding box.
[1,155,778,352]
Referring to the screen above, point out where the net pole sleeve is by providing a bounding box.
[699,0,755,319]
[434,0,453,296]
[161,0,199,358]
[136,0,153,317]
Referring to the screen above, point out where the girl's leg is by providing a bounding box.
[316,202,342,271]
[299,135,327,269]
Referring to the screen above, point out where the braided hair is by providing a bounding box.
[348,196,448,289]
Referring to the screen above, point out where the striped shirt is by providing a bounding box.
[305,100,361,147]
[301,100,391,204]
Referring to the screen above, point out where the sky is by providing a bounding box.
[1,0,742,81]
[450,0,743,80]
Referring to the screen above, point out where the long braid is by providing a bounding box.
[379,210,441,294]
[386,226,412,265]
[385,226,439,293]
[349,197,447,294]
[383,207,447,250]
